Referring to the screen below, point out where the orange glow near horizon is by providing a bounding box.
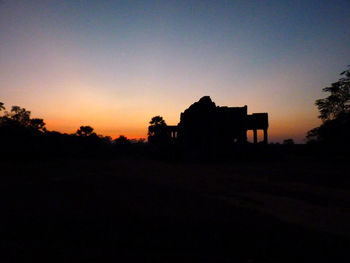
[1,73,322,143]
[40,101,321,143]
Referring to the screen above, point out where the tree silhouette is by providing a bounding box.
[0,104,47,132]
[315,66,350,120]
[148,116,168,144]
[114,135,130,145]
[4,106,31,126]
[29,118,46,132]
[0,102,5,112]
[76,126,95,137]
[307,66,350,145]
[0,102,5,124]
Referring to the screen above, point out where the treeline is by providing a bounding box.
[0,102,146,158]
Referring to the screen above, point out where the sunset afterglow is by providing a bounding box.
[1,1,349,142]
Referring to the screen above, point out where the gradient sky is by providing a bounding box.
[1,0,350,142]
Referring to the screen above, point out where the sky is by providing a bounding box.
[1,0,350,143]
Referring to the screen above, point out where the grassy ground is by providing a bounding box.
[1,157,349,262]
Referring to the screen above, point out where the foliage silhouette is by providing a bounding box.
[76,125,95,137]
[0,104,46,132]
[114,135,130,145]
[4,106,31,126]
[148,116,169,144]
[0,101,5,112]
[307,112,350,145]
[29,118,46,132]
[0,102,132,157]
[307,66,350,146]
[315,66,350,121]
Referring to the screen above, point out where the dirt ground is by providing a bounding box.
[1,157,349,262]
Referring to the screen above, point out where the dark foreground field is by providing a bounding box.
[1,157,350,262]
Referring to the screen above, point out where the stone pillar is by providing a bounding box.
[253,129,257,144]
[263,128,268,144]
[241,130,248,143]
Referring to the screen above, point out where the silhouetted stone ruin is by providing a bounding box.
[167,96,268,148]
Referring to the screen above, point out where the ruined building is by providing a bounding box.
[167,96,268,147]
